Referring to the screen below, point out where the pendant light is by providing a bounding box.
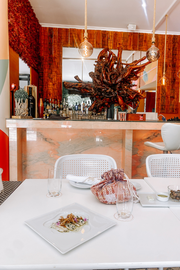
[159,15,168,86]
[78,0,93,58]
[146,0,160,62]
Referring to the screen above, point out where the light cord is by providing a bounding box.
[84,0,88,38]
[163,15,168,75]
[152,0,156,43]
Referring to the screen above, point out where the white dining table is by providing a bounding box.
[1,178,180,270]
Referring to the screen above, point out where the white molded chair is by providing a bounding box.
[146,154,180,178]
[54,154,117,178]
[144,123,180,153]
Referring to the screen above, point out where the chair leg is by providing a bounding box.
[163,150,168,154]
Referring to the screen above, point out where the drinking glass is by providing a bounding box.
[48,168,62,197]
[116,181,133,220]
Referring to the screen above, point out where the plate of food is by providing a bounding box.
[25,203,116,254]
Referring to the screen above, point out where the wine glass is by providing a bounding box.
[115,181,133,221]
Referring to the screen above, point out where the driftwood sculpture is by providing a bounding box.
[64,47,150,112]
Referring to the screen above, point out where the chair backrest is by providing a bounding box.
[54,154,117,179]
[161,123,180,151]
[146,154,180,178]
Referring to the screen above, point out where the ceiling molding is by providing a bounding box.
[40,23,180,36]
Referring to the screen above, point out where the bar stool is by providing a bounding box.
[144,123,180,153]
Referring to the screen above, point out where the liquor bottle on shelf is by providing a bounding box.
[55,99,57,109]
[62,100,66,117]
[85,102,89,115]
[52,98,55,109]
[38,96,44,118]
[46,99,49,107]
[60,101,63,116]
[56,103,60,115]
[78,103,82,119]
[43,98,47,110]
[63,98,66,108]
[72,104,75,119]
[66,102,69,117]
[28,87,35,118]
[82,101,85,114]
[75,102,78,119]
[57,99,60,108]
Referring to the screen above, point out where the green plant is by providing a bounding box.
[14,88,28,103]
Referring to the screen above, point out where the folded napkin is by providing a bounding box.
[66,174,101,185]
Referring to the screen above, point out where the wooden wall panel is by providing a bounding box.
[39,28,180,115]
[39,28,62,100]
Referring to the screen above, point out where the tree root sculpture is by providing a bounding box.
[64,47,150,112]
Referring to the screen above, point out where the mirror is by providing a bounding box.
[19,58,30,88]
[62,48,157,112]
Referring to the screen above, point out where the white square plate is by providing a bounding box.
[139,193,180,207]
[25,203,116,254]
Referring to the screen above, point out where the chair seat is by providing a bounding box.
[144,141,166,151]
[144,123,180,153]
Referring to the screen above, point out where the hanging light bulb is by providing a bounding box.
[159,15,168,86]
[160,15,168,85]
[79,37,93,57]
[146,0,160,62]
[159,73,168,86]
[78,0,93,58]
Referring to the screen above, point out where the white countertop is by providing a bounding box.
[1,178,180,269]
[5,119,169,130]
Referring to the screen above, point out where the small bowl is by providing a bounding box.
[168,185,180,201]
[156,192,169,202]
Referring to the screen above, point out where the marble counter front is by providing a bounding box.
[6,119,180,181]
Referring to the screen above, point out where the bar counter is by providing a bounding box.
[6,119,180,181]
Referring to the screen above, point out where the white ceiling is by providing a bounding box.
[29,0,180,34]
[28,0,178,90]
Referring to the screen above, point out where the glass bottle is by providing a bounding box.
[38,96,44,118]
[28,87,35,118]
[57,99,60,108]
[52,98,55,110]
[66,101,69,117]
[55,99,57,109]
[43,98,47,110]
[60,101,63,116]
[75,102,78,119]
[78,103,81,119]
